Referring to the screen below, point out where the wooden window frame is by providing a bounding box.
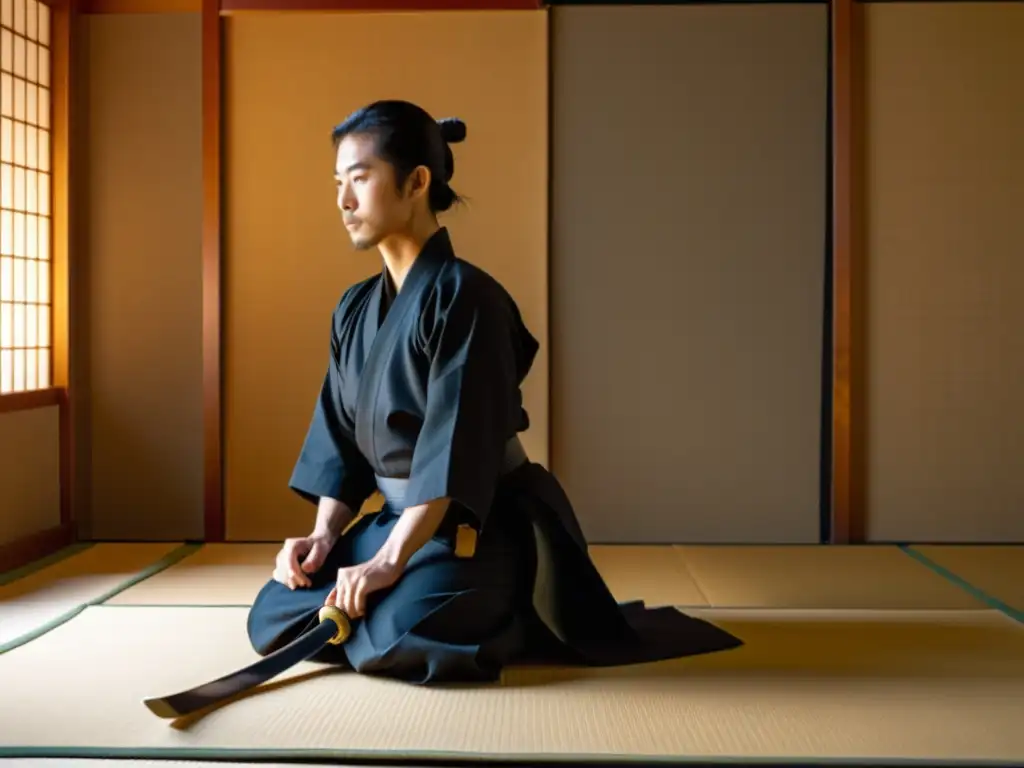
[0,0,74,572]
[0,0,65,405]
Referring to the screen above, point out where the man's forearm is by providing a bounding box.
[375,497,451,572]
[312,496,356,539]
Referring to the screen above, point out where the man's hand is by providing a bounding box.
[325,555,402,620]
[321,497,450,618]
[272,532,337,589]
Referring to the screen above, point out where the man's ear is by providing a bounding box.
[405,165,432,200]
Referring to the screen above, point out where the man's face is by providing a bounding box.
[334,133,415,251]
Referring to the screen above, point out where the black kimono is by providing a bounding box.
[246,228,742,684]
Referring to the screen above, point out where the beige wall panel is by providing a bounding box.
[223,12,549,541]
[864,3,1024,542]
[551,4,828,543]
[0,407,60,544]
[82,14,204,540]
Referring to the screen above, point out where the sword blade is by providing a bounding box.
[143,607,350,719]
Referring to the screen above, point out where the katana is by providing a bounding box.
[143,605,352,719]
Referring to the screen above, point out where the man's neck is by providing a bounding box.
[378,219,440,291]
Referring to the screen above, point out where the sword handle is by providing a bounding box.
[318,605,352,645]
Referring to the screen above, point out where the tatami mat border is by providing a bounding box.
[0,543,202,654]
[899,545,1024,625]
[0,746,1020,768]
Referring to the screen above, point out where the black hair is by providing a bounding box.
[331,100,467,214]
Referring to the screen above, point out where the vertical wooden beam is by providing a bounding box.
[830,0,865,544]
[202,0,224,541]
[49,0,76,535]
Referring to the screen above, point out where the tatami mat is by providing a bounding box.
[107,543,711,608]
[672,544,987,609]
[105,542,988,612]
[104,543,277,606]
[0,542,194,653]
[0,604,1022,763]
[907,545,1024,616]
[562,544,708,606]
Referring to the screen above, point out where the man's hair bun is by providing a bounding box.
[437,117,467,144]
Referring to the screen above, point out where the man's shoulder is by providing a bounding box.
[435,255,538,366]
[437,256,513,309]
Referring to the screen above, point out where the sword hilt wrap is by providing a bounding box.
[318,605,352,645]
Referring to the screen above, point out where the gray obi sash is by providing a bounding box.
[374,435,528,511]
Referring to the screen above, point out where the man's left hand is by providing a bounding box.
[325,556,402,620]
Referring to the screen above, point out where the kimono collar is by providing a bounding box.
[414,226,455,269]
[383,227,454,292]
[380,226,455,310]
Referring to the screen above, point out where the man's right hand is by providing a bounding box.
[272,532,337,590]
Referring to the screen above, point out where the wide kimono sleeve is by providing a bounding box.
[288,304,377,514]
[402,278,525,524]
